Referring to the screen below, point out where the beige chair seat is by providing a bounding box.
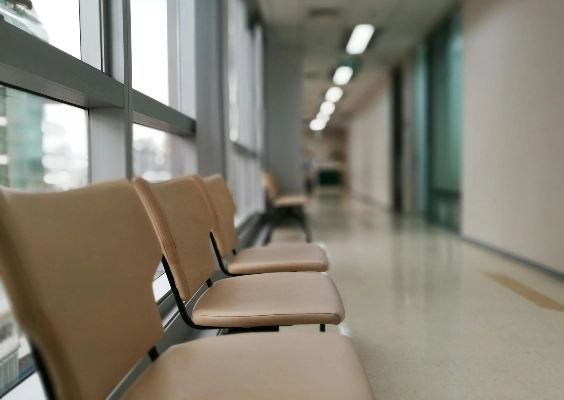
[123,332,376,400]
[274,193,308,207]
[192,272,344,328]
[228,242,329,274]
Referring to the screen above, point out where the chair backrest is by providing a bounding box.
[198,174,239,258]
[0,180,163,399]
[261,172,279,202]
[132,175,216,301]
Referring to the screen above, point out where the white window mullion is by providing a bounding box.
[90,0,134,182]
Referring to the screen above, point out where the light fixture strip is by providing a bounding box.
[325,87,343,103]
[333,66,353,85]
[346,24,375,55]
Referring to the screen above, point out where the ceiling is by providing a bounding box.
[257,0,458,128]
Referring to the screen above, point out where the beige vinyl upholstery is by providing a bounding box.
[135,174,344,328]
[274,193,308,207]
[0,180,374,400]
[262,172,279,202]
[0,181,164,399]
[200,174,239,258]
[123,332,376,400]
[133,176,217,300]
[192,272,344,327]
[262,172,308,208]
[228,242,328,274]
[198,174,328,274]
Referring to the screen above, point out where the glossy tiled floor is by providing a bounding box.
[275,195,564,400]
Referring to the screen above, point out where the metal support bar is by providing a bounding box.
[264,209,283,245]
[320,324,325,332]
[161,255,219,330]
[148,346,160,362]
[30,342,56,400]
[132,90,195,136]
[292,207,312,243]
[209,232,244,277]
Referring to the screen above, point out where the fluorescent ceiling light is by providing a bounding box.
[320,101,335,115]
[317,113,330,123]
[325,86,343,103]
[346,24,375,55]
[333,66,353,85]
[310,119,326,131]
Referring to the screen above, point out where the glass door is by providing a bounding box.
[426,10,463,231]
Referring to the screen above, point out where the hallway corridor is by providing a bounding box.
[275,196,564,399]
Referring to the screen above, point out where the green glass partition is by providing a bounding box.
[413,44,429,216]
[426,10,462,231]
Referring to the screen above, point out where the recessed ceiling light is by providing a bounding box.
[346,24,375,55]
[317,113,330,123]
[333,66,353,85]
[310,119,326,131]
[320,101,336,115]
[325,87,344,102]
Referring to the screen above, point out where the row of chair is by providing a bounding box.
[0,174,375,399]
[261,172,313,243]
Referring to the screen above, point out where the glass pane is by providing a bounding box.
[0,84,88,396]
[427,10,462,231]
[133,124,173,183]
[131,0,169,105]
[0,0,81,59]
[0,86,88,190]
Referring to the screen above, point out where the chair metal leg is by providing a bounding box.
[293,207,312,243]
[264,209,283,244]
[30,343,56,400]
[320,324,325,332]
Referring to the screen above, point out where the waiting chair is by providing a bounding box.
[199,173,328,275]
[132,175,344,332]
[262,172,312,242]
[0,180,375,399]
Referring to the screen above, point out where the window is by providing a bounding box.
[131,0,169,105]
[0,0,81,59]
[133,124,173,182]
[0,85,88,191]
[0,85,88,397]
[224,0,265,223]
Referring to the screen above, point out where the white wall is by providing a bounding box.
[304,128,346,164]
[462,0,564,272]
[348,77,392,208]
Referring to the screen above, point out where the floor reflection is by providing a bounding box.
[276,194,564,399]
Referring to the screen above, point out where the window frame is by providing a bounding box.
[0,1,196,151]
[0,0,195,279]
